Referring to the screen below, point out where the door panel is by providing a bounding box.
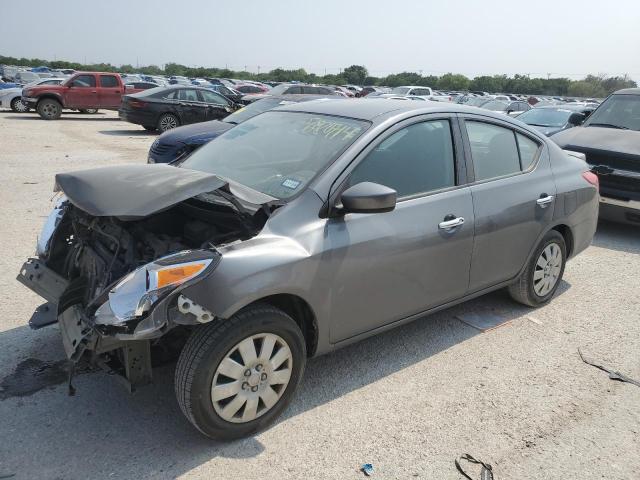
[98,75,122,108]
[463,118,556,291]
[328,189,474,342]
[177,89,207,124]
[327,117,473,343]
[66,74,98,108]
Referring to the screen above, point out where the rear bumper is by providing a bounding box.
[118,109,156,126]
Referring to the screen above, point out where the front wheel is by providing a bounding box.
[10,97,29,113]
[37,98,62,120]
[157,113,179,132]
[175,304,306,439]
[508,230,566,307]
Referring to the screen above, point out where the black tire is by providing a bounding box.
[37,98,62,120]
[508,230,566,307]
[157,113,179,132]
[10,97,29,113]
[143,125,157,132]
[175,304,306,440]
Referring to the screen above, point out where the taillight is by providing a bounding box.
[582,171,599,190]
[129,100,147,108]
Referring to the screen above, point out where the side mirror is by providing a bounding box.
[339,182,397,215]
[568,112,585,125]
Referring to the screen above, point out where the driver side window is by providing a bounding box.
[348,120,456,198]
[72,75,96,87]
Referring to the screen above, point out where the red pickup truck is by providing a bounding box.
[22,72,146,120]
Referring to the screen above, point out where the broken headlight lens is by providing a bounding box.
[95,250,217,326]
[36,195,68,258]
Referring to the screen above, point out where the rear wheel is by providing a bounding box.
[157,113,179,132]
[10,97,29,113]
[37,98,62,120]
[175,304,306,439]
[509,230,566,307]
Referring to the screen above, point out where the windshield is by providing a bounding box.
[584,94,640,131]
[391,87,411,95]
[224,98,292,124]
[482,100,508,111]
[518,108,573,127]
[181,111,369,199]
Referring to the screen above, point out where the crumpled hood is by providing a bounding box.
[552,126,640,157]
[157,120,234,146]
[54,164,227,219]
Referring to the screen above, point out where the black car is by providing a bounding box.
[516,105,594,136]
[206,84,243,104]
[147,95,337,164]
[119,86,236,132]
[552,88,640,224]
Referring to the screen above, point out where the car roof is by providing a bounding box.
[276,98,519,123]
[613,88,640,95]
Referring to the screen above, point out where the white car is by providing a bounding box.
[0,78,63,112]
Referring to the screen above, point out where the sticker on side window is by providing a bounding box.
[281,178,301,189]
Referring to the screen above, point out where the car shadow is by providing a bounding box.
[592,220,639,255]
[99,129,157,137]
[0,289,539,478]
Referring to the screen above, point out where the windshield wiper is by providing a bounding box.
[588,122,630,130]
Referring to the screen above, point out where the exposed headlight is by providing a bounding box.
[95,250,218,326]
[37,195,68,258]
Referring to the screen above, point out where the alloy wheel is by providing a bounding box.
[13,99,28,112]
[159,115,177,131]
[211,333,293,423]
[533,242,562,297]
[42,103,59,118]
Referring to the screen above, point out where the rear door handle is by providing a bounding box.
[536,195,554,207]
[438,216,465,230]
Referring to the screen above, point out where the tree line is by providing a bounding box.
[1,55,636,97]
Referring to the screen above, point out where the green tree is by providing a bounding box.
[342,65,368,84]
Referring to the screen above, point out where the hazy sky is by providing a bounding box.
[3,0,640,80]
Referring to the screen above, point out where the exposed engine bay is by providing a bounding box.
[46,193,265,315]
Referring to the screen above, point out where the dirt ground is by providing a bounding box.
[0,109,638,480]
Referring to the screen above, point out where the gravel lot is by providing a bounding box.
[0,109,638,480]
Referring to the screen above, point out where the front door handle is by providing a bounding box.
[438,216,465,230]
[536,195,554,207]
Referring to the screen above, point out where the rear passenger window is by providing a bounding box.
[348,120,455,198]
[100,75,118,87]
[516,133,540,169]
[466,122,520,181]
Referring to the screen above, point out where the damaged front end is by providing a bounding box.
[17,164,272,391]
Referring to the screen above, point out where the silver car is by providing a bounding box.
[18,100,599,439]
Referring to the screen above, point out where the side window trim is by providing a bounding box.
[326,114,468,210]
[458,114,544,185]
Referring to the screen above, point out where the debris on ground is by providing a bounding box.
[456,312,511,332]
[360,463,374,476]
[455,454,494,480]
[578,349,640,387]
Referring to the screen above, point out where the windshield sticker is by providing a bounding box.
[282,178,301,189]
[302,117,362,141]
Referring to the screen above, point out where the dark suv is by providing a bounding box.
[552,88,640,224]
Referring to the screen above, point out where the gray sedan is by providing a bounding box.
[18,100,599,439]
